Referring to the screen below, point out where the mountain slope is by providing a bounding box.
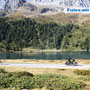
[0,0,90,26]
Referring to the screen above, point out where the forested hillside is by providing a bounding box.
[0,17,90,51]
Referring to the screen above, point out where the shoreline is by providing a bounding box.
[0,48,89,53]
[1,59,90,65]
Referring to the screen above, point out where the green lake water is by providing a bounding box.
[0,51,90,60]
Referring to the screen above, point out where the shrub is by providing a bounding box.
[0,69,86,90]
[74,69,90,76]
[0,70,34,89]
[0,73,12,88]
[34,74,86,90]
[45,75,86,90]
[15,71,34,77]
[33,74,56,88]
[10,76,35,89]
[0,68,6,73]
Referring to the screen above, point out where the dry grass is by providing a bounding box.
[9,12,79,25]
[9,11,90,26]
[0,66,80,79]
[78,14,90,25]
[1,59,90,64]
[1,59,65,64]
[22,48,61,53]
[85,82,90,90]
[34,13,78,25]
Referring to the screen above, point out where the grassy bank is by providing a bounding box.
[22,48,62,53]
[20,47,88,53]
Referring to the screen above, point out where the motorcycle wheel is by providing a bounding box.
[65,62,70,65]
[74,62,78,66]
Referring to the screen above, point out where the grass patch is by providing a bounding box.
[0,68,86,90]
[74,69,90,76]
[79,77,90,81]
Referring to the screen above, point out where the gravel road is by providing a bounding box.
[0,63,90,70]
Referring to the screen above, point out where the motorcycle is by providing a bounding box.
[65,59,78,66]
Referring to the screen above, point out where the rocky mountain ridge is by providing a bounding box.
[0,0,26,16]
[0,0,90,16]
[28,0,90,7]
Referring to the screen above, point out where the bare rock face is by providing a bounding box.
[0,0,26,15]
[64,0,90,7]
[0,0,90,16]
[28,0,90,7]
[23,2,37,11]
[26,0,90,13]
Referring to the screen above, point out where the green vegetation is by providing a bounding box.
[79,77,90,81]
[0,68,86,90]
[0,17,90,51]
[0,68,6,73]
[74,70,90,76]
[61,26,90,51]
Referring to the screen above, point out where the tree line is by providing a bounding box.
[0,17,89,51]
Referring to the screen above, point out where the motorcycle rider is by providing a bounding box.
[72,58,75,64]
[68,56,72,63]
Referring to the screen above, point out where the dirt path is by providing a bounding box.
[0,63,90,70]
